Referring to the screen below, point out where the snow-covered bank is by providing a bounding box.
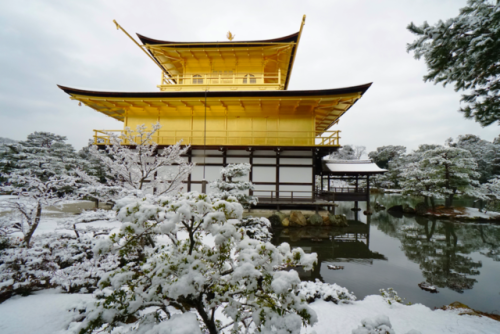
[0,289,94,334]
[0,291,498,334]
[309,295,500,333]
[424,207,500,222]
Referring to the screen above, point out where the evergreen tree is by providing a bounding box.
[210,163,257,208]
[0,132,80,180]
[447,134,500,183]
[368,145,406,169]
[407,0,500,126]
[400,146,481,208]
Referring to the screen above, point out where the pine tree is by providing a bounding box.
[400,146,481,208]
[407,0,500,126]
[210,163,257,208]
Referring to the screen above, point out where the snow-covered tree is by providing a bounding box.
[400,146,481,208]
[329,144,366,160]
[447,134,500,183]
[0,233,119,297]
[0,173,80,248]
[210,163,257,208]
[0,132,80,179]
[407,0,500,126]
[74,192,318,334]
[368,146,406,169]
[78,123,193,202]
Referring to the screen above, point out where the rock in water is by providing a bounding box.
[327,265,344,270]
[267,214,282,228]
[329,214,348,227]
[322,215,331,225]
[415,202,428,215]
[275,211,286,222]
[281,218,290,227]
[289,211,307,226]
[418,281,438,293]
[308,213,323,226]
[387,205,404,213]
[403,204,416,214]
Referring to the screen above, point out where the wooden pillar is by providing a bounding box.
[312,149,316,201]
[249,149,253,196]
[276,150,280,200]
[187,149,192,192]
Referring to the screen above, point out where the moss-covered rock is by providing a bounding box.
[329,214,348,227]
[275,211,287,223]
[289,211,307,226]
[322,215,331,225]
[308,213,323,226]
[267,214,282,228]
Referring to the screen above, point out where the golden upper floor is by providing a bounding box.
[135,16,305,92]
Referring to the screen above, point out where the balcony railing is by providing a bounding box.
[93,130,340,147]
[161,71,281,86]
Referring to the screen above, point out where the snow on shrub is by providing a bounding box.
[72,191,318,334]
[210,163,257,208]
[235,216,272,242]
[0,234,119,297]
[297,279,356,304]
[352,315,395,334]
[77,123,193,203]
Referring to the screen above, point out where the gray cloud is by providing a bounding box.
[0,0,497,154]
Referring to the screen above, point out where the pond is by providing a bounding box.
[271,194,500,315]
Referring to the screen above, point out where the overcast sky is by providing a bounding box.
[0,0,497,154]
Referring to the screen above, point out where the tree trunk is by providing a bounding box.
[24,202,42,248]
[195,300,218,334]
[424,196,429,207]
[446,194,454,209]
[430,197,436,211]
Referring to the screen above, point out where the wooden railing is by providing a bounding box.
[93,130,340,147]
[161,71,281,86]
[253,190,314,202]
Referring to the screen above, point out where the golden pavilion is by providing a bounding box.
[58,16,374,208]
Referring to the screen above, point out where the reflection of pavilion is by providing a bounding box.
[272,219,386,281]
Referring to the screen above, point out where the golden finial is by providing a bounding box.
[226,31,235,41]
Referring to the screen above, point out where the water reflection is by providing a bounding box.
[270,196,500,313]
[272,218,387,282]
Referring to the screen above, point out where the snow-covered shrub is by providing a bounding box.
[210,163,257,208]
[78,123,193,202]
[235,216,272,242]
[379,288,403,305]
[74,192,318,334]
[0,234,119,297]
[352,315,395,334]
[0,173,81,248]
[297,279,356,304]
[57,209,117,238]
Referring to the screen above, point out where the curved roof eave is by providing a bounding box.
[57,83,372,99]
[136,32,300,48]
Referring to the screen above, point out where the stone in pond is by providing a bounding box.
[308,213,323,226]
[289,211,307,226]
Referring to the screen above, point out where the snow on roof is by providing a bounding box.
[323,159,387,174]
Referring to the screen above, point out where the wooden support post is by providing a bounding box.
[187,150,192,192]
[249,150,253,196]
[276,151,280,200]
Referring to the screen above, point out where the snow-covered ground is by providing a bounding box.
[1,200,499,334]
[456,207,500,220]
[0,290,498,334]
